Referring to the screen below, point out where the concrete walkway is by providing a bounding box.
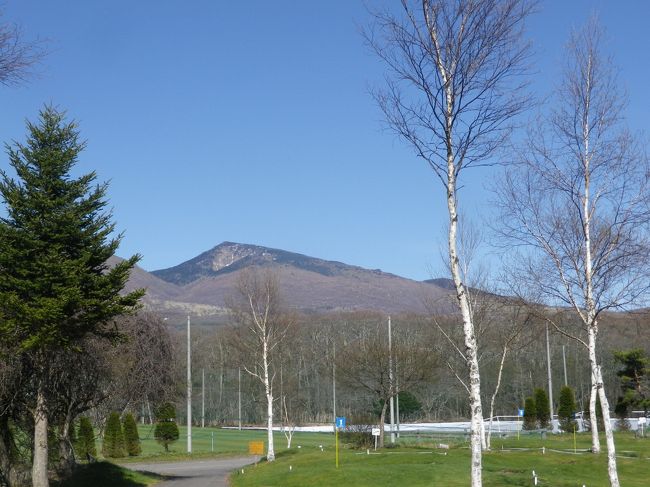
[126,457,255,487]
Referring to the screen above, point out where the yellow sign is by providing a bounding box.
[248,441,265,455]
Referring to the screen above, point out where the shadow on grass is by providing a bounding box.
[53,461,169,487]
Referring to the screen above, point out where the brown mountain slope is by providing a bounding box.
[144,242,454,317]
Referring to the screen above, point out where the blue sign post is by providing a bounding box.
[517,408,524,440]
[335,417,345,468]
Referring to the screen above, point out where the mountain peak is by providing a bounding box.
[152,241,370,285]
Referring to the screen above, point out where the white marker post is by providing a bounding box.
[372,427,380,451]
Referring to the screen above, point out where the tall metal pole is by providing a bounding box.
[332,342,336,434]
[562,345,568,386]
[388,316,395,444]
[545,322,554,425]
[396,365,400,438]
[238,367,242,430]
[201,368,205,428]
[187,315,192,453]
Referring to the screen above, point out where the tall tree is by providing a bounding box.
[365,2,533,484]
[558,386,578,433]
[337,319,436,448]
[227,270,292,462]
[534,388,550,430]
[0,107,142,487]
[495,19,650,487]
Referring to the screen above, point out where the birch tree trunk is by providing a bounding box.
[587,328,600,453]
[263,337,275,462]
[486,345,508,450]
[597,370,619,487]
[447,169,483,486]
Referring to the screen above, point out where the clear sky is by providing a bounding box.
[1,1,648,281]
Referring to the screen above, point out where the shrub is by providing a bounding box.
[558,386,577,433]
[339,415,373,449]
[122,413,141,456]
[102,412,125,458]
[76,416,97,458]
[523,396,537,430]
[154,402,179,452]
[534,388,551,429]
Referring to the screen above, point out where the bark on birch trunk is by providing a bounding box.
[264,339,275,462]
[597,367,620,487]
[447,170,483,487]
[587,328,601,453]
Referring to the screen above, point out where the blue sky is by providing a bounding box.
[1,1,648,281]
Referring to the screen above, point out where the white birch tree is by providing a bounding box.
[495,19,650,487]
[366,2,533,484]
[227,270,291,462]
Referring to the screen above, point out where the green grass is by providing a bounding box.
[113,424,335,462]
[228,432,650,487]
[52,462,162,487]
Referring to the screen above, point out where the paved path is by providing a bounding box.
[126,457,255,487]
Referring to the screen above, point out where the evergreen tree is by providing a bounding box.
[0,106,143,485]
[614,349,649,415]
[76,416,97,459]
[102,412,125,458]
[534,388,551,429]
[558,386,577,433]
[122,413,141,456]
[154,403,179,453]
[523,396,537,430]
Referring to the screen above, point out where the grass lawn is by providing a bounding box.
[112,424,335,462]
[227,432,650,487]
[52,462,162,487]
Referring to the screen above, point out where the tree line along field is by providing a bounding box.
[168,309,648,431]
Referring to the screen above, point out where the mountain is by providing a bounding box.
[125,242,456,322]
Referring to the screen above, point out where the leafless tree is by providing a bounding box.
[0,9,45,87]
[100,312,179,417]
[495,18,650,487]
[337,319,436,448]
[365,2,533,484]
[226,269,293,462]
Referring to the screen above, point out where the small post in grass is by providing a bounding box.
[335,416,345,469]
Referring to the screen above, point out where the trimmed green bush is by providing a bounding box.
[534,388,551,429]
[558,386,577,433]
[122,413,141,456]
[76,416,97,458]
[523,396,537,430]
[154,402,179,452]
[102,412,125,458]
